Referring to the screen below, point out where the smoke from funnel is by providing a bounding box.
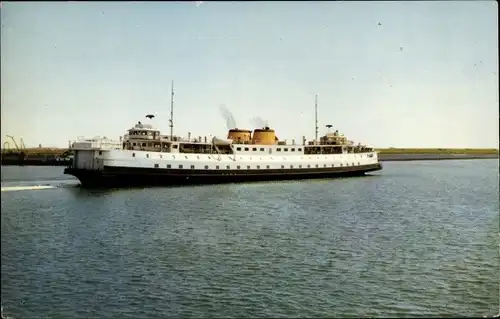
[219,105,237,129]
[250,116,269,128]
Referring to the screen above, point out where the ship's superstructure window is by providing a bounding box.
[173,145,178,149]
[205,165,209,169]
[291,148,295,152]
[99,151,102,155]
[247,165,251,169]
[252,147,257,151]
[237,165,241,169]
[332,164,334,167]
[298,148,302,151]
[284,148,288,152]
[290,165,294,169]
[260,148,264,151]
[307,164,311,168]
[154,164,159,168]
[277,148,281,152]
[299,165,302,168]
[324,164,327,168]
[179,165,183,169]
[146,154,149,158]
[167,164,171,168]
[216,165,220,169]
[281,165,285,169]
[237,147,241,151]
[226,165,231,169]
[315,164,319,168]
[191,165,195,169]
[244,147,249,151]
[256,165,260,169]
[266,165,270,169]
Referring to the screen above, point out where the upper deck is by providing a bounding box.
[72,115,374,156]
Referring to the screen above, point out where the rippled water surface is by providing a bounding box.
[1,160,499,318]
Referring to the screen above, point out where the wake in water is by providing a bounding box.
[0,179,80,192]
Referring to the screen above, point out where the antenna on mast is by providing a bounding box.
[169,80,174,140]
[315,94,319,144]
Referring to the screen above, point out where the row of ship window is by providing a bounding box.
[129,153,355,160]
[235,147,302,152]
[153,162,361,169]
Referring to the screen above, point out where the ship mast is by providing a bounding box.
[315,94,318,144]
[169,80,174,140]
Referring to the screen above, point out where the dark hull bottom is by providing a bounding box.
[65,163,383,188]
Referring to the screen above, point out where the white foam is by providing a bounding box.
[1,185,56,192]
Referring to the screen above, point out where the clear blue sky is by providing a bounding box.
[1,1,498,148]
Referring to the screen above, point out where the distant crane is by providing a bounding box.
[5,135,26,152]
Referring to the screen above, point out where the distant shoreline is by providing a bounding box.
[378,154,498,162]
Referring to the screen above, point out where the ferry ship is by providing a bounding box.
[64,90,382,187]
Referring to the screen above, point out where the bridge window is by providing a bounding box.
[260,148,264,151]
[284,148,288,152]
[291,148,295,152]
[252,147,257,151]
[237,147,241,151]
[244,147,249,151]
[298,148,302,151]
